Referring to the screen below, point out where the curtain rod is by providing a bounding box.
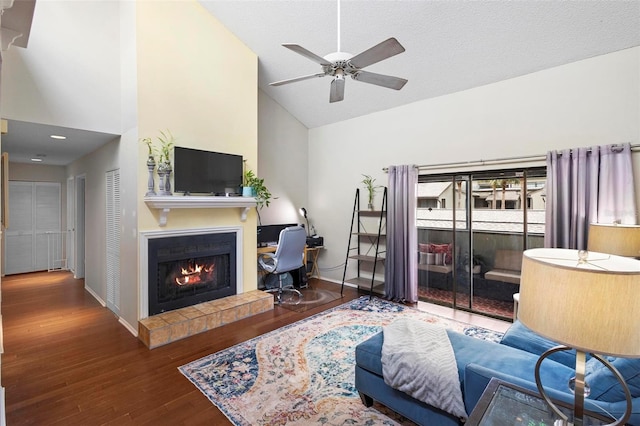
[383,143,640,172]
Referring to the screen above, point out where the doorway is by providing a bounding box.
[75,175,86,279]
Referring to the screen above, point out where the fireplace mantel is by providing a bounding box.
[144,196,257,226]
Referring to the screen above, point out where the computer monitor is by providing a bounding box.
[257,223,299,246]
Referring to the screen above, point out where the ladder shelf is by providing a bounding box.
[340,187,387,299]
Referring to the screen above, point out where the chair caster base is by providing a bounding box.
[266,287,302,305]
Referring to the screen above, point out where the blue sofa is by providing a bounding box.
[355,321,640,425]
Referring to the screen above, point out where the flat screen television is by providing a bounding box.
[174,147,243,195]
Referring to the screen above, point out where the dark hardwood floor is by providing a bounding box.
[1,271,360,425]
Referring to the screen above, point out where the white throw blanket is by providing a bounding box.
[381,318,468,421]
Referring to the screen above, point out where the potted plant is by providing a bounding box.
[156,130,175,195]
[361,174,383,210]
[461,252,486,274]
[243,163,273,224]
[242,163,257,197]
[141,137,157,196]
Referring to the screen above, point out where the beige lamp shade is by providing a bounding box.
[519,248,640,357]
[588,223,640,258]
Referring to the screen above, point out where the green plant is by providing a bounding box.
[243,167,256,188]
[157,130,175,164]
[361,174,383,205]
[140,137,155,157]
[251,177,272,210]
[243,162,272,210]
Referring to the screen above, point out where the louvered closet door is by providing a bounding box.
[106,169,121,314]
[5,182,61,275]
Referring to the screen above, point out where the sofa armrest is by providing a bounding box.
[500,321,581,368]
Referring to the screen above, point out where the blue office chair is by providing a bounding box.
[258,225,306,304]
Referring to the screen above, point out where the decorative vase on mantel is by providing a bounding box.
[145,155,156,196]
[157,161,173,196]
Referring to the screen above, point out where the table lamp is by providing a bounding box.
[299,207,310,237]
[519,248,640,425]
[588,223,640,258]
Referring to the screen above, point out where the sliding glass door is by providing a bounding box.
[416,168,546,320]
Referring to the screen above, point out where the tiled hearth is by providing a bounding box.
[138,290,273,349]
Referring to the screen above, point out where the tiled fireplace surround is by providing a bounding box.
[137,227,273,349]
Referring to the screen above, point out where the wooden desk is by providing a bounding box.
[257,245,323,278]
[304,246,323,278]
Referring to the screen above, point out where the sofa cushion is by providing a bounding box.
[586,356,640,402]
[356,329,575,394]
[500,321,578,368]
[484,250,522,284]
[493,249,522,271]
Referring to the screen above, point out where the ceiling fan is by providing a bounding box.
[269,0,408,103]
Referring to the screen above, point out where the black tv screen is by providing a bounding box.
[174,147,243,195]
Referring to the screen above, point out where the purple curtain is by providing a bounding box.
[384,165,418,302]
[545,143,637,249]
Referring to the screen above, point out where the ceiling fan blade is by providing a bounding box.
[352,70,407,90]
[282,44,332,66]
[330,77,345,103]
[349,37,405,69]
[269,73,326,86]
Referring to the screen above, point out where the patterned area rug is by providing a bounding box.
[179,296,503,426]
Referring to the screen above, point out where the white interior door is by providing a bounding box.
[5,182,34,275]
[4,181,61,275]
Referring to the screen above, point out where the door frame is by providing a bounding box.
[74,175,86,279]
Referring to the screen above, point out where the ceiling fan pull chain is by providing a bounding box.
[337,0,341,52]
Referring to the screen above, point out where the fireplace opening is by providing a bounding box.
[148,232,237,315]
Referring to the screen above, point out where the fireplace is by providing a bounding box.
[143,228,242,316]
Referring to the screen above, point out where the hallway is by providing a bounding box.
[1,271,358,425]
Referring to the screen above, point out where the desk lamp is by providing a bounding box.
[588,223,640,258]
[519,248,640,426]
[299,207,310,237]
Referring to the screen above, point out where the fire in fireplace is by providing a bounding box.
[148,232,237,315]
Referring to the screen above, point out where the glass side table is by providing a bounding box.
[467,378,616,426]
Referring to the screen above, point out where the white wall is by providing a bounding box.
[0,1,121,133]
[305,47,640,283]
[257,89,309,226]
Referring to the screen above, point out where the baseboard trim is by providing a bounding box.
[84,285,106,307]
[119,317,137,337]
[1,386,5,426]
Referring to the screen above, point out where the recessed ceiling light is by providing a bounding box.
[31,158,43,162]
[50,135,66,140]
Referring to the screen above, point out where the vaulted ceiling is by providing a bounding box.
[202,0,640,128]
[1,0,639,165]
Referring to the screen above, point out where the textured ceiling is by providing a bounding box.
[200,0,640,129]
[2,1,639,166]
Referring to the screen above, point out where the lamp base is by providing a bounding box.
[534,346,631,426]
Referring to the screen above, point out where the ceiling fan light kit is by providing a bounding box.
[269,1,407,103]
